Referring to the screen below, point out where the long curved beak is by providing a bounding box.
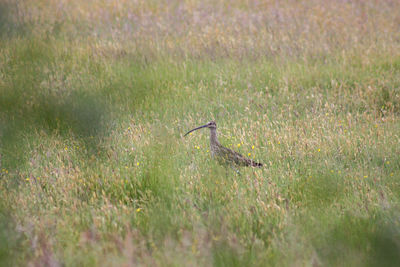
[184,123,209,136]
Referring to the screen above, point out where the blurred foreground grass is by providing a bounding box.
[1,0,400,266]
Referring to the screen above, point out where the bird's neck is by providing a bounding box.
[210,128,219,146]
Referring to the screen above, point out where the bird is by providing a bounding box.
[184,121,263,168]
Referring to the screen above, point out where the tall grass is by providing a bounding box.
[1,0,400,266]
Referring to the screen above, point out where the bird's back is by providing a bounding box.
[214,144,262,167]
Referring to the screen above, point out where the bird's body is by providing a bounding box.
[184,121,262,168]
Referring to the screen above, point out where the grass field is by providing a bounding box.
[1,0,400,266]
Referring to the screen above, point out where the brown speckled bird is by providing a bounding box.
[184,121,262,168]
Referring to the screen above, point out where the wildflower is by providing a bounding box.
[364,175,368,178]
[64,146,68,151]
[278,141,281,144]
[26,178,30,181]
[248,153,251,156]
[189,132,193,135]
[386,161,390,164]
[136,208,141,212]
[136,162,140,166]
[206,150,209,152]
[252,145,255,150]
[125,166,128,169]
[237,143,241,148]
[128,126,131,130]
[318,148,321,152]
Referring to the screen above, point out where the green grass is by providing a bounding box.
[1,0,400,266]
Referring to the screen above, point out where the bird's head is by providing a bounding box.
[184,121,216,136]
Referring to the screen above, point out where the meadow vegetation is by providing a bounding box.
[1,0,400,266]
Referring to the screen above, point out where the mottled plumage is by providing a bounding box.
[184,121,262,168]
